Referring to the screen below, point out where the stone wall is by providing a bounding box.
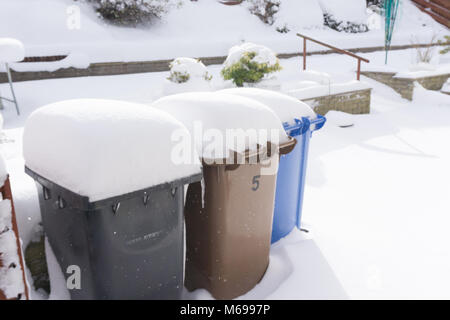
[361,71,449,100]
[1,42,448,84]
[302,88,371,115]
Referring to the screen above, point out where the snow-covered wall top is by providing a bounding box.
[151,92,289,160]
[23,99,201,202]
[218,88,316,124]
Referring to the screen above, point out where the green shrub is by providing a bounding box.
[167,71,190,83]
[221,52,282,87]
[439,35,450,55]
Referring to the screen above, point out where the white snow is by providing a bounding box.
[162,57,213,95]
[0,153,7,185]
[0,199,25,299]
[5,52,90,73]
[218,87,316,124]
[0,0,445,70]
[324,110,354,128]
[151,92,289,160]
[1,48,450,300]
[274,0,324,32]
[223,42,280,68]
[0,38,25,63]
[169,57,211,82]
[441,79,450,94]
[44,237,70,300]
[318,0,367,24]
[286,80,371,100]
[23,99,201,202]
[394,63,450,79]
[296,70,332,85]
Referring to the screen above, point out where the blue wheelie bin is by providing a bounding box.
[218,87,326,243]
[271,115,326,243]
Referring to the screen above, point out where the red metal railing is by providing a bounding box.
[0,176,29,300]
[297,33,370,80]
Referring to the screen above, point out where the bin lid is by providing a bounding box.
[151,92,289,161]
[23,99,201,202]
[219,88,316,126]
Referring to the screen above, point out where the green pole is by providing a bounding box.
[384,0,400,64]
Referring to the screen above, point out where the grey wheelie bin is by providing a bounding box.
[151,92,296,299]
[23,99,202,300]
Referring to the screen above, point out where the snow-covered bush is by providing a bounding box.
[88,0,173,26]
[323,13,368,33]
[163,57,213,95]
[221,43,282,87]
[273,0,324,33]
[167,57,212,84]
[319,0,369,33]
[247,0,280,25]
[366,0,383,8]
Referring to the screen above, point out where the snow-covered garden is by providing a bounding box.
[0,0,449,301]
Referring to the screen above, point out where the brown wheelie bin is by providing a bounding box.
[184,140,296,299]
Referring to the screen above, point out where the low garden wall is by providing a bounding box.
[361,71,449,100]
[298,88,371,115]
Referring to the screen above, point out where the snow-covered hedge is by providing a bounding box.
[247,0,280,25]
[221,43,282,87]
[168,57,212,83]
[319,0,369,33]
[89,0,173,26]
[163,57,213,95]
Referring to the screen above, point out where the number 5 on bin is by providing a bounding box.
[252,175,261,191]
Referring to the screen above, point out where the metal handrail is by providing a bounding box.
[297,33,370,80]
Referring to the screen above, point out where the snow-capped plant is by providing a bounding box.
[88,0,174,26]
[221,43,282,87]
[247,0,281,25]
[167,57,212,84]
[411,34,437,64]
[323,13,368,33]
[319,0,369,33]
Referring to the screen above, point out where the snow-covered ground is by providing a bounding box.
[1,48,449,299]
[0,0,446,71]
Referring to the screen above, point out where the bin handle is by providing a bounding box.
[309,115,326,132]
[224,143,273,171]
[279,137,297,155]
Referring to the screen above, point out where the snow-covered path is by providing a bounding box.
[304,79,450,299]
[1,50,449,299]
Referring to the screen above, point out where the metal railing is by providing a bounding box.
[297,33,370,80]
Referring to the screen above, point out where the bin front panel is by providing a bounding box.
[36,183,97,300]
[87,186,184,299]
[185,161,277,299]
[36,182,184,300]
[271,131,311,243]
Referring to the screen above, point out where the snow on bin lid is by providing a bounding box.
[219,88,316,125]
[23,99,201,202]
[151,92,289,160]
[0,38,25,63]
